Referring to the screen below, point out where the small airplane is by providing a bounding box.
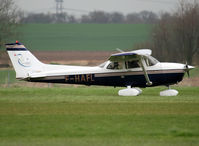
[6,41,194,96]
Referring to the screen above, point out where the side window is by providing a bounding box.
[127,60,140,69]
[107,62,122,70]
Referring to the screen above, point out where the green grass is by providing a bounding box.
[0,86,199,146]
[15,24,152,51]
[0,69,16,84]
[189,67,199,77]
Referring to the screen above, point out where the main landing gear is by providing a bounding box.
[118,86,179,96]
[118,86,142,96]
[160,86,179,96]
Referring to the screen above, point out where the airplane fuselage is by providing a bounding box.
[28,62,186,88]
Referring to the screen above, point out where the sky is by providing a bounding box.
[14,0,180,16]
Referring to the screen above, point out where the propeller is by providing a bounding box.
[185,61,190,78]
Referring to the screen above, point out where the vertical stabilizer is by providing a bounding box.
[6,41,44,79]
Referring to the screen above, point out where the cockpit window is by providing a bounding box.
[101,56,159,69]
[125,56,159,69]
[107,62,122,70]
[127,60,140,69]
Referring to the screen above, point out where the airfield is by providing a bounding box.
[0,66,199,146]
[0,86,199,146]
[0,24,199,145]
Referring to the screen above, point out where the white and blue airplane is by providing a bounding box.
[6,41,194,96]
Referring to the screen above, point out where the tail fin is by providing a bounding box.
[6,41,44,79]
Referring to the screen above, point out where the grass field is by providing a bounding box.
[16,24,152,51]
[0,86,199,146]
[0,69,17,85]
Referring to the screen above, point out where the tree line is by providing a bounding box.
[20,11,158,24]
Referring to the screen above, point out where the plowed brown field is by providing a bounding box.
[33,51,113,66]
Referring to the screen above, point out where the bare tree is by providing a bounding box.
[126,13,142,24]
[0,0,20,48]
[21,13,56,24]
[151,0,199,64]
[67,15,78,23]
[174,0,199,64]
[81,15,91,23]
[0,0,21,66]
[126,11,158,24]
[89,11,109,23]
[139,11,158,24]
[152,13,174,61]
[109,12,125,23]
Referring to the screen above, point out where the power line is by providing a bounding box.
[30,7,90,14]
[137,0,178,5]
[54,0,89,14]
[63,8,90,13]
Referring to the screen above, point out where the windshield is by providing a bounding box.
[145,56,159,66]
[99,61,107,68]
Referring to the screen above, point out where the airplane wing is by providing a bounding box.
[109,49,153,86]
[109,49,152,62]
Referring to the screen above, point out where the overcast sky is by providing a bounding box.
[14,0,180,15]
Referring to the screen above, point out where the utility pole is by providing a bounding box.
[55,0,64,15]
[55,0,64,22]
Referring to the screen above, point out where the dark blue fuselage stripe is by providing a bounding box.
[7,48,27,51]
[29,73,185,87]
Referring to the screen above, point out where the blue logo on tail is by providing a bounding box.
[17,54,31,67]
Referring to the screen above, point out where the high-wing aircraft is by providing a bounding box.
[6,41,194,96]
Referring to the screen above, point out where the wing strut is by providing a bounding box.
[116,48,124,53]
[139,56,153,86]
